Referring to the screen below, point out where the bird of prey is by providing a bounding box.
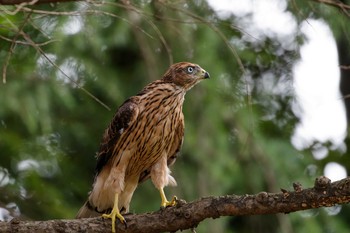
[76,62,210,232]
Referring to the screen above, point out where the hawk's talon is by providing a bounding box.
[169,195,178,206]
[161,196,177,208]
[102,211,126,232]
[102,193,126,232]
[160,188,177,208]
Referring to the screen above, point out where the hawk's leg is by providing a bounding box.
[151,156,178,208]
[159,188,177,208]
[102,193,126,233]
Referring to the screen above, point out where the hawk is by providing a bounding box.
[76,62,210,232]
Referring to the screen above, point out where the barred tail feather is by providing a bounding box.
[76,201,101,219]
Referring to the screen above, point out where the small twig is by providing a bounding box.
[2,12,32,84]
[311,0,350,17]
[340,65,350,70]
[0,34,59,46]
[0,0,38,15]
[0,0,77,5]
[342,94,350,100]
[1,10,111,110]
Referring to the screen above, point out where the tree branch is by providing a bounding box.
[0,176,349,233]
[0,0,77,5]
[311,0,350,17]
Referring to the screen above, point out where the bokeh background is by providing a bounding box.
[1,0,350,232]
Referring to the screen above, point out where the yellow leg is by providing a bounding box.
[102,193,126,233]
[159,188,177,208]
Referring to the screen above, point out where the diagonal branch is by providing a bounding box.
[0,0,77,5]
[0,176,350,233]
[311,0,350,17]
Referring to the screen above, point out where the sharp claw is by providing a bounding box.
[102,213,126,233]
[119,217,126,225]
[161,196,178,208]
[119,216,127,229]
[159,189,178,208]
[167,195,177,207]
[101,194,125,233]
[171,196,178,205]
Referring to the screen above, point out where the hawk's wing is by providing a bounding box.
[138,112,184,183]
[95,98,139,175]
[167,112,184,167]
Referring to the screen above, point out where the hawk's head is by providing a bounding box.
[162,62,210,90]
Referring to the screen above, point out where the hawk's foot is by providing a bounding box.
[159,188,177,208]
[161,195,177,208]
[102,193,127,233]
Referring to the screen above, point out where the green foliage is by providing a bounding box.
[0,1,349,232]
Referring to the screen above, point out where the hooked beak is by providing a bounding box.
[201,69,210,79]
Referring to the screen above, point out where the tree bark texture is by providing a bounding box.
[0,176,349,233]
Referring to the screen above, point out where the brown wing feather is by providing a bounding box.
[167,112,184,166]
[95,97,139,175]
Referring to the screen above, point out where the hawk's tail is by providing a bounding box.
[76,200,101,219]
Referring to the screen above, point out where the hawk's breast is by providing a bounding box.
[122,87,184,178]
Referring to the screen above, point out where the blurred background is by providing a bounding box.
[1,0,350,232]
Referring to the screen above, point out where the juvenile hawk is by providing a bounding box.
[77,62,210,232]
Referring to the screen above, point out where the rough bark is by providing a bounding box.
[0,176,349,233]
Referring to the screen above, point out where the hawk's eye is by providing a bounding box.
[187,66,194,74]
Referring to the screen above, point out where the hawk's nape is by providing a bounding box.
[76,62,210,232]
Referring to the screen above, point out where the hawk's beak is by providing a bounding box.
[201,69,210,79]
